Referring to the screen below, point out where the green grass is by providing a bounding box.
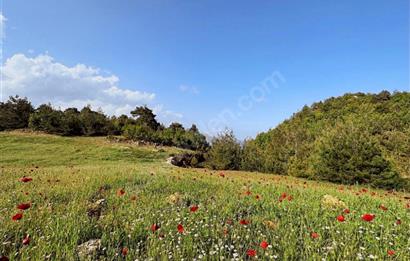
[0,132,409,260]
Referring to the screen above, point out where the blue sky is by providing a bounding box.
[1,0,409,139]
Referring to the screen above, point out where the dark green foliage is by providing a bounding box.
[29,104,64,134]
[0,96,34,131]
[241,91,410,189]
[28,104,114,136]
[108,115,136,135]
[125,106,209,150]
[123,124,154,142]
[124,122,209,151]
[206,130,241,170]
[61,108,83,136]
[169,153,206,168]
[130,106,160,130]
[241,139,264,171]
[309,120,405,189]
[1,96,208,151]
[79,106,110,136]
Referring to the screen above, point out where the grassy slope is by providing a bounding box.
[0,132,409,260]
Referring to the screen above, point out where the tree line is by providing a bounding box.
[2,91,409,190]
[0,96,209,151]
[206,91,410,190]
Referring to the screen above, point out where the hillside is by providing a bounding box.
[1,132,409,260]
[241,91,410,189]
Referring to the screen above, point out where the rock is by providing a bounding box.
[87,199,107,219]
[167,153,205,168]
[321,195,347,210]
[166,157,174,165]
[77,239,101,259]
[95,199,107,208]
[167,192,183,205]
[263,220,279,230]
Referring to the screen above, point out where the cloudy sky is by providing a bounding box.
[1,1,409,138]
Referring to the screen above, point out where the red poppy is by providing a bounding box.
[246,249,257,257]
[190,205,199,212]
[17,203,31,211]
[311,232,319,239]
[387,250,395,256]
[20,177,33,183]
[337,215,345,222]
[12,213,23,221]
[396,219,402,225]
[219,172,225,178]
[22,235,30,245]
[121,247,128,256]
[150,224,160,232]
[379,205,388,211]
[361,213,375,222]
[0,256,9,261]
[239,219,250,225]
[343,209,350,214]
[255,195,261,200]
[279,192,287,202]
[245,190,252,196]
[177,224,184,233]
[260,241,269,249]
[117,189,125,196]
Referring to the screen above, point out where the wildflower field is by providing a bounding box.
[1,132,409,260]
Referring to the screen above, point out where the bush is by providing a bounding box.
[241,139,263,171]
[124,122,209,151]
[0,96,34,131]
[206,130,241,170]
[123,124,156,142]
[79,106,110,136]
[309,120,406,189]
[29,104,64,134]
[61,108,83,136]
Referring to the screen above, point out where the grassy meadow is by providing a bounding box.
[1,132,409,260]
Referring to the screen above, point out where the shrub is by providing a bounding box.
[241,139,263,171]
[61,108,83,136]
[130,106,160,131]
[0,96,34,131]
[206,130,241,170]
[79,106,110,136]
[29,104,64,134]
[309,120,405,189]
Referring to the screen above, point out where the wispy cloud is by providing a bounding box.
[179,84,199,95]
[153,104,183,125]
[0,12,6,39]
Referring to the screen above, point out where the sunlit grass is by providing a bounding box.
[1,132,409,260]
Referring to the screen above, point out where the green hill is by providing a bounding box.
[241,91,410,189]
[1,132,410,260]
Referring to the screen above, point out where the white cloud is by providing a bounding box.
[1,53,182,121]
[152,104,183,125]
[0,13,6,39]
[179,84,199,95]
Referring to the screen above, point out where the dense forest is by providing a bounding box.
[238,91,410,189]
